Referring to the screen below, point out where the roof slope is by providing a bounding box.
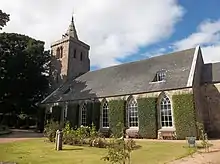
[42,48,196,103]
[202,62,220,83]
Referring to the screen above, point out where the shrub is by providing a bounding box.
[44,121,60,142]
[63,121,76,145]
[51,105,62,122]
[75,125,90,145]
[173,94,197,139]
[66,103,79,128]
[90,137,108,148]
[197,122,210,152]
[102,137,136,164]
[137,97,157,138]
[108,100,126,137]
[92,101,101,130]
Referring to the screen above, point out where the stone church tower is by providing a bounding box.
[50,16,90,91]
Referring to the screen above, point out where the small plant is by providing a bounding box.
[62,121,76,145]
[196,122,209,152]
[44,121,60,142]
[102,137,136,164]
[75,125,90,145]
[89,123,98,139]
[91,137,108,148]
[102,123,136,164]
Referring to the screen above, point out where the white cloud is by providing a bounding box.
[173,19,220,63]
[141,47,167,58]
[1,0,184,68]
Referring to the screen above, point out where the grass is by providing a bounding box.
[0,138,196,164]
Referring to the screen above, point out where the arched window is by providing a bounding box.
[81,103,87,126]
[56,47,60,58]
[60,46,63,58]
[102,100,109,128]
[160,95,173,127]
[127,97,138,127]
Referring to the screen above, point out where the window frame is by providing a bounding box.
[102,100,109,128]
[127,97,139,128]
[80,103,87,126]
[159,94,174,128]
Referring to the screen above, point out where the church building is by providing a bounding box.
[41,16,220,139]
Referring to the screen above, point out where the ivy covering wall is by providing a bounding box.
[86,102,93,126]
[108,99,126,137]
[51,105,62,122]
[92,101,101,130]
[173,93,197,139]
[67,103,79,128]
[137,97,157,138]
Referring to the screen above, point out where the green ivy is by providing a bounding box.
[67,103,79,128]
[108,99,126,137]
[51,105,62,122]
[173,93,197,139]
[137,97,157,139]
[86,102,93,126]
[92,101,101,130]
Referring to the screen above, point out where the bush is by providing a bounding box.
[137,97,157,138]
[102,137,137,164]
[44,121,61,142]
[90,137,108,148]
[173,94,197,139]
[63,121,76,145]
[108,100,126,137]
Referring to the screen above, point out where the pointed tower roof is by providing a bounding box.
[66,15,78,39]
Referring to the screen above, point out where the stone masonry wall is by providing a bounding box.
[201,83,220,138]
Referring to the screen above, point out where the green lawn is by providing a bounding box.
[0,139,195,164]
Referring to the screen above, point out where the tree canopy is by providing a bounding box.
[0,10,10,30]
[0,33,50,115]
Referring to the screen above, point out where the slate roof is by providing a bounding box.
[42,48,196,104]
[202,62,220,83]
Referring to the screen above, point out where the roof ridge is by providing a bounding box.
[82,47,196,75]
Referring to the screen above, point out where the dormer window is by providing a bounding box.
[153,70,166,82]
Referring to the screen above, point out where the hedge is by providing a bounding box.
[173,93,197,139]
[67,103,79,128]
[137,97,157,138]
[108,99,126,137]
[51,105,62,122]
[86,102,93,126]
[92,101,101,130]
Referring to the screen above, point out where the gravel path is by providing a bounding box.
[169,140,220,164]
[0,129,43,143]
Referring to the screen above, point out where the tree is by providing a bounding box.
[0,10,10,30]
[0,33,50,115]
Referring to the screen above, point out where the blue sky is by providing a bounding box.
[116,0,220,67]
[1,0,220,70]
